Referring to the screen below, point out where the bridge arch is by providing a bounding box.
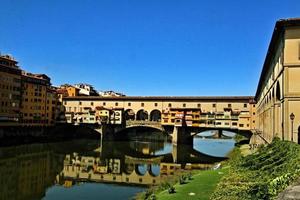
[125,109,135,120]
[148,164,160,177]
[136,109,149,121]
[150,110,161,122]
[135,164,148,176]
[124,163,135,175]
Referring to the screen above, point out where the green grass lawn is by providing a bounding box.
[156,168,228,200]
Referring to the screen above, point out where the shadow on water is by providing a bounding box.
[0,128,234,200]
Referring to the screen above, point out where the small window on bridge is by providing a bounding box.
[141,103,144,107]
[139,178,142,183]
[228,104,231,108]
[183,103,186,107]
[197,103,201,108]
[154,103,158,107]
[128,103,131,106]
[244,104,247,108]
[91,102,94,106]
[168,103,172,107]
[79,101,82,105]
[212,103,216,108]
[239,124,244,127]
[103,102,106,106]
[115,102,118,106]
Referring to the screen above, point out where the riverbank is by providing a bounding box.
[211,138,300,200]
[155,168,228,200]
[0,124,100,146]
[141,138,300,200]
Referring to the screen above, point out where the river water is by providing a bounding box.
[0,130,235,200]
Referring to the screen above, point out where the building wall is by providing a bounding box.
[63,97,255,130]
[0,55,21,126]
[20,73,57,126]
[256,20,300,143]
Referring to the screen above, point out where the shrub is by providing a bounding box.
[211,139,300,200]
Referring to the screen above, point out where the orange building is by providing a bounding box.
[20,72,57,126]
[0,55,22,126]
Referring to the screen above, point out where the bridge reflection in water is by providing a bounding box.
[0,129,233,199]
[60,129,228,187]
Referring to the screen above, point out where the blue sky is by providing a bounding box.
[1,0,300,96]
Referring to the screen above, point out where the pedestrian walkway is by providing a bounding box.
[277,179,300,200]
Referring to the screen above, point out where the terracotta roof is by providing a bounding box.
[63,96,254,102]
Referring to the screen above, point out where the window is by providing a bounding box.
[154,103,158,107]
[141,103,144,107]
[79,101,82,105]
[91,102,94,106]
[128,103,131,106]
[244,103,247,108]
[228,104,231,108]
[168,103,172,107]
[253,112,256,115]
[239,124,244,127]
[212,103,216,108]
[197,103,201,108]
[103,102,106,106]
[115,102,118,106]
[183,103,186,107]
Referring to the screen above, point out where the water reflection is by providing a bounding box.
[0,129,234,200]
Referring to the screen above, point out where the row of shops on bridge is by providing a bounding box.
[64,106,255,130]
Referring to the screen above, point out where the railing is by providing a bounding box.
[253,129,270,144]
[126,120,161,127]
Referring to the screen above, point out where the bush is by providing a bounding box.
[211,138,300,200]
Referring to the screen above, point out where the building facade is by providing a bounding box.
[63,96,256,130]
[255,18,300,143]
[20,72,57,126]
[0,55,22,126]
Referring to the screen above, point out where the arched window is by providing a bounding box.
[150,110,161,122]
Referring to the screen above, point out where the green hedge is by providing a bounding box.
[211,138,300,200]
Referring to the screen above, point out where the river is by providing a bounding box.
[0,130,235,200]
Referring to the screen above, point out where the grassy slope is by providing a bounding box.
[156,168,228,200]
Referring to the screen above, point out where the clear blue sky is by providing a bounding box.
[1,0,300,96]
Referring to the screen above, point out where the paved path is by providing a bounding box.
[277,179,300,200]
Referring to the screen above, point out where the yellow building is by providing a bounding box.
[63,96,255,131]
[255,18,300,143]
[0,54,22,126]
[20,72,56,126]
